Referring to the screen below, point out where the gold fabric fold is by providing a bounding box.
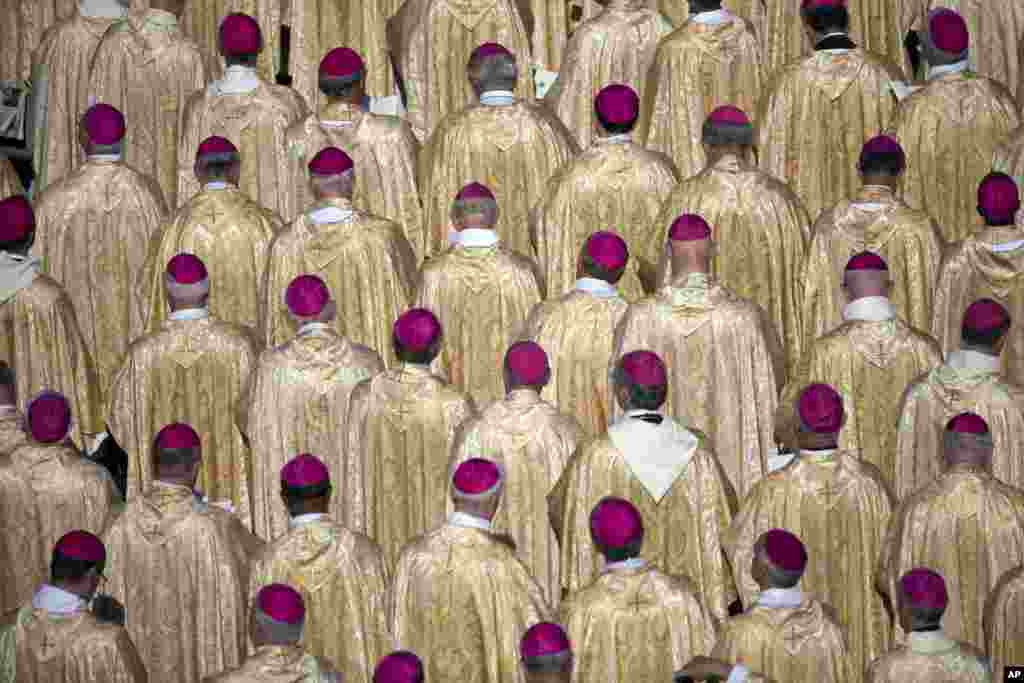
[179,0,260,80]
[993,125,1024,183]
[0,0,77,82]
[0,158,23,199]
[646,0,764,37]
[985,565,1024,681]
[866,635,991,683]
[0,410,25,456]
[203,644,342,682]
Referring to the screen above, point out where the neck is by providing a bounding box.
[670,261,710,279]
[314,192,351,203]
[861,175,898,190]
[453,506,492,522]
[986,219,1016,228]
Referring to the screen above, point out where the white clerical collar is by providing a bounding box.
[79,0,128,19]
[928,60,968,81]
[32,584,87,615]
[216,65,261,95]
[169,307,209,321]
[457,228,499,248]
[842,296,895,323]
[309,205,354,224]
[87,154,121,162]
[204,181,230,191]
[691,8,733,24]
[574,277,619,299]
[479,90,515,107]
[947,349,1001,373]
[597,133,632,145]
[298,321,332,336]
[289,512,327,529]
[989,236,1024,253]
[907,630,957,655]
[448,511,492,530]
[755,587,804,609]
[604,557,647,572]
[799,447,838,460]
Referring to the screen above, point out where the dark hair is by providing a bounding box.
[281,482,332,515]
[0,363,15,387]
[595,110,636,136]
[225,53,259,68]
[394,336,442,365]
[51,551,103,583]
[962,317,1011,348]
[0,233,34,254]
[907,605,945,629]
[197,159,239,180]
[522,652,573,674]
[597,537,643,563]
[701,123,754,147]
[859,150,905,176]
[802,6,849,33]
[319,77,360,99]
[581,256,626,285]
[766,563,803,588]
[154,447,200,468]
[613,364,668,410]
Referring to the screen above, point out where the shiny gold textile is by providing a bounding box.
[203,645,342,682]
[386,0,534,142]
[0,158,23,199]
[993,125,1024,183]
[711,598,856,683]
[642,16,763,179]
[531,138,678,302]
[389,522,552,683]
[891,72,1020,243]
[724,450,895,680]
[344,364,476,568]
[802,185,943,350]
[518,289,628,437]
[559,564,717,683]
[543,1,672,150]
[529,0,573,70]
[414,243,543,406]
[0,276,105,448]
[896,363,1024,497]
[986,565,1024,680]
[142,185,281,333]
[0,605,147,683]
[931,228,1024,386]
[877,464,1024,649]
[647,0,764,35]
[655,155,809,371]
[250,517,390,683]
[757,50,902,220]
[865,634,991,683]
[0,0,78,82]
[103,481,263,683]
[611,275,782,498]
[179,0,259,79]
[779,318,941,490]
[449,389,582,605]
[0,409,26,456]
[262,198,417,366]
[283,104,424,257]
[549,432,737,619]
[0,441,117,614]
[177,80,308,214]
[242,326,382,541]
[107,313,259,527]
[32,159,168,403]
[419,100,578,258]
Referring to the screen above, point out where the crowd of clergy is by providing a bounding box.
[1,0,1024,681]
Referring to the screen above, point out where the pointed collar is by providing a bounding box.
[842,296,895,323]
[710,153,746,173]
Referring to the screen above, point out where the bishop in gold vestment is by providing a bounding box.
[0,161,22,200]
[179,0,262,79]
[519,622,574,682]
[103,423,264,683]
[532,85,677,301]
[0,0,77,83]
[242,275,383,541]
[415,184,542,406]
[549,351,738,618]
[389,458,552,683]
[418,44,578,258]
[344,309,477,568]
[896,299,1024,497]
[986,565,1024,680]
[450,342,582,606]
[262,148,417,366]
[877,413,1024,649]
[559,498,717,683]
[249,455,389,683]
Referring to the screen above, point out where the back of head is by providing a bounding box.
[943,413,993,469]
[451,182,498,230]
[374,651,425,683]
[280,453,331,516]
[51,530,106,586]
[0,195,35,254]
[898,568,947,632]
[702,106,754,149]
[579,231,628,284]
[589,497,644,562]
[393,308,443,365]
[858,135,905,179]
[253,584,305,645]
[504,341,550,392]
[219,13,262,66]
[309,146,355,199]
[468,43,518,93]
[977,172,1020,227]
[923,8,969,66]
[194,136,241,185]
[285,274,334,326]
[960,298,1011,352]
[153,422,201,483]
[80,103,126,156]
[521,622,573,680]
[450,458,503,519]
[613,350,668,411]
[801,0,849,34]
[594,84,639,136]
[796,383,844,448]
[754,529,807,589]
[667,214,713,275]
[26,391,72,445]
[843,251,889,300]
[164,253,210,309]
[318,47,365,100]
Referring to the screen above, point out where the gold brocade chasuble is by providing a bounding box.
[203,645,342,682]
[931,228,1024,386]
[142,185,281,333]
[877,465,1024,649]
[107,314,259,527]
[179,0,261,80]
[986,565,1024,680]
[284,104,424,258]
[993,125,1024,183]
[559,565,717,683]
[386,0,535,142]
[518,289,628,438]
[646,0,764,36]
[866,632,992,683]
[724,450,895,681]
[415,243,543,407]
[642,16,763,179]
[0,158,23,199]
[611,275,783,498]
[419,100,578,259]
[543,0,673,151]
[89,10,208,208]
[802,186,943,353]
[250,517,390,683]
[262,199,417,366]
[241,326,383,541]
[103,482,264,683]
[779,318,941,491]
[0,409,26,456]
[389,523,552,683]
[757,49,903,221]
[0,0,78,82]
[531,139,678,303]
[0,442,117,614]
[449,389,582,606]
[548,433,738,620]
[343,365,476,569]
[891,71,1020,243]
[655,155,809,373]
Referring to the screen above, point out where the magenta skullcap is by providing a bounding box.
[319,47,364,79]
[845,251,888,271]
[619,350,667,387]
[521,622,571,659]
[594,84,640,126]
[256,584,305,624]
[797,383,844,434]
[802,0,846,8]
[504,341,549,385]
[54,530,105,563]
[281,453,330,488]
[761,529,808,572]
[0,196,34,243]
[196,135,238,162]
[82,104,126,145]
[859,135,905,168]
[26,392,71,443]
[470,42,512,62]
[219,13,262,56]
[589,497,643,549]
[707,105,751,127]
[946,412,989,435]
[977,172,1020,223]
[374,651,424,683]
[455,182,495,202]
[584,231,628,271]
[899,568,948,610]
[155,423,200,450]
[166,253,208,284]
[309,147,354,176]
[452,458,501,495]
[393,308,441,352]
[668,214,712,242]
[963,298,1010,335]
[928,8,969,54]
[286,275,330,317]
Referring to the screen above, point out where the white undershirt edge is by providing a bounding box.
[457,228,499,248]
[87,154,121,162]
[947,349,1001,373]
[169,307,209,321]
[213,65,261,95]
[691,9,733,24]
[204,181,229,191]
[928,60,968,81]
[298,321,331,335]
[755,587,804,609]
[598,133,632,144]
[604,557,647,572]
[309,206,354,224]
[289,512,327,529]
[479,90,515,107]
[448,511,491,530]
[842,296,896,323]
[79,0,128,19]
[574,277,619,299]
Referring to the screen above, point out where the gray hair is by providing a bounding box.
[470,53,518,91]
[254,608,303,643]
[90,142,123,156]
[522,651,572,674]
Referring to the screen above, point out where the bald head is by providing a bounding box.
[842,268,890,301]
